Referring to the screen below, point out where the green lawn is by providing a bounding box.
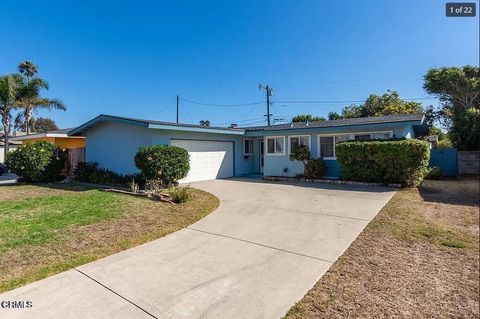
[0,183,219,292]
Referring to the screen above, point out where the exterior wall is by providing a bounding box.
[151,129,257,176]
[21,137,86,149]
[260,123,417,178]
[85,122,152,174]
[84,122,258,176]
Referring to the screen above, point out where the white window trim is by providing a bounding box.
[265,136,286,156]
[317,131,393,160]
[288,135,311,154]
[243,138,254,155]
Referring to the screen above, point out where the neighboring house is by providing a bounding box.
[0,138,21,163]
[68,113,426,182]
[11,128,86,149]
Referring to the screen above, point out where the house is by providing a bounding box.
[11,128,86,149]
[68,113,426,182]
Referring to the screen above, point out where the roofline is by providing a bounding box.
[12,133,84,140]
[244,120,424,136]
[68,114,245,136]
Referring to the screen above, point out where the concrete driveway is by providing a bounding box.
[0,179,395,319]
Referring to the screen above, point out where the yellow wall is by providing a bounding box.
[22,137,85,149]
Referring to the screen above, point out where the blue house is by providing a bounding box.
[68,113,425,183]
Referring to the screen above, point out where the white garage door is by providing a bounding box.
[171,139,234,183]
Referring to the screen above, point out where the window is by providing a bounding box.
[289,135,311,154]
[244,139,254,155]
[354,134,371,141]
[266,136,285,155]
[319,136,335,159]
[371,132,391,140]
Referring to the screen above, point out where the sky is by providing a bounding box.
[1,0,478,128]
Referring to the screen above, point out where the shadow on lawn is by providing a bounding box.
[419,177,479,207]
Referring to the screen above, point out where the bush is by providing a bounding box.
[436,138,453,149]
[168,186,191,203]
[74,162,140,186]
[304,158,326,179]
[425,166,442,180]
[5,141,67,182]
[335,139,430,187]
[134,145,190,187]
[0,163,6,176]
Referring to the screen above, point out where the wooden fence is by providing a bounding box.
[66,147,85,177]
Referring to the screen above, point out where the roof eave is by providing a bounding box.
[147,123,245,135]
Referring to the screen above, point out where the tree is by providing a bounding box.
[34,117,59,132]
[327,112,342,120]
[342,91,423,118]
[199,120,210,127]
[423,65,479,111]
[16,62,66,134]
[18,61,38,82]
[423,66,480,150]
[0,74,22,157]
[292,114,326,122]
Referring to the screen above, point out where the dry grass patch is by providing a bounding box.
[285,177,479,319]
[0,183,219,292]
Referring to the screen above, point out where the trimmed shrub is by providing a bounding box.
[5,141,67,182]
[335,139,430,187]
[134,145,190,187]
[304,158,326,179]
[74,162,141,186]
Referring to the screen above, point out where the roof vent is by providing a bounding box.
[290,122,294,128]
[305,120,310,126]
[230,123,238,128]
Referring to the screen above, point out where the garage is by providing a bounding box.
[171,139,234,183]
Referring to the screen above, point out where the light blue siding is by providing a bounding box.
[85,122,152,174]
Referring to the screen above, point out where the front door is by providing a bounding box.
[259,140,264,173]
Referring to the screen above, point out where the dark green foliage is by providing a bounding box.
[304,158,326,179]
[289,144,311,164]
[292,114,326,122]
[425,166,442,180]
[74,162,141,186]
[134,145,190,187]
[335,139,430,187]
[5,141,66,182]
[449,108,480,151]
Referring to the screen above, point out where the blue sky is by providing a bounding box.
[1,0,478,128]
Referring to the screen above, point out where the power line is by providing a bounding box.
[274,97,436,105]
[180,98,265,107]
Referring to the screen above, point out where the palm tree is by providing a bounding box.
[16,73,66,134]
[199,120,210,127]
[18,61,38,82]
[0,74,21,157]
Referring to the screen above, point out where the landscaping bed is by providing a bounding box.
[0,183,219,292]
[284,177,479,318]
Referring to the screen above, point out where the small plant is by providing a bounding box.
[168,186,191,203]
[144,179,163,197]
[425,166,442,180]
[5,141,67,182]
[304,158,326,179]
[129,178,139,193]
[74,162,143,186]
[440,239,465,248]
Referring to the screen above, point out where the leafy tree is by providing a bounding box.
[34,117,59,132]
[423,66,480,150]
[199,120,210,127]
[342,91,423,118]
[292,114,326,122]
[423,65,479,111]
[327,112,342,120]
[0,74,22,157]
[16,62,66,134]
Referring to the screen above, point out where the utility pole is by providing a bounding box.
[176,94,179,124]
[259,84,273,126]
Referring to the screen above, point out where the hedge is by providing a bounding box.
[134,145,190,187]
[5,141,67,182]
[74,162,140,186]
[335,139,430,187]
